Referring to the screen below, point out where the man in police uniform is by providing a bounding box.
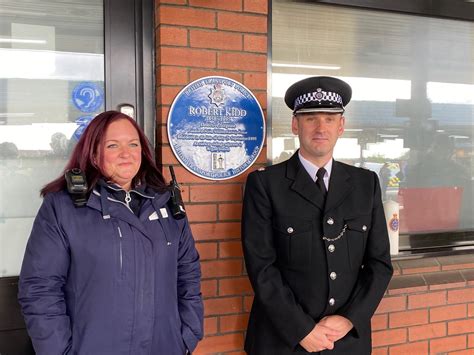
[242,76,393,354]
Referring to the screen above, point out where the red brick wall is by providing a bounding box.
[155,0,268,353]
[154,1,474,354]
[373,256,474,355]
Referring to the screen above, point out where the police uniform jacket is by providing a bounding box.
[242,152,393,354]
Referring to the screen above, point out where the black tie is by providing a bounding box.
[316,167,327,201]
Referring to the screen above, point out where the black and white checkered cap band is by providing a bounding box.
[294,89,343,111]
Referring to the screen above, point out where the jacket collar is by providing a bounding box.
[85,185,171,242]
[97,179,155,199]
[86,183,170,221]
[286,150,353,212]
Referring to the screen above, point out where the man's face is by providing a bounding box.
[292,112,345,165]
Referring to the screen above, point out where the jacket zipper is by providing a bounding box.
[117,226,123,276]
[124,191,131,210]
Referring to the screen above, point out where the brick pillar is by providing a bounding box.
[155,0,269,353]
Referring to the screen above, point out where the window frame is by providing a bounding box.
[268,0,474,258]
[0,0,155,351]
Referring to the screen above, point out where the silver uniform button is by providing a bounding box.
[330,272,337,280]
[287,227,294,234]
[327,218,334,225]
[362,225,367,231]
[329,298,335,306]
[328,244,335,253]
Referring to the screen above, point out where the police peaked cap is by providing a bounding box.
[284,76,352,114]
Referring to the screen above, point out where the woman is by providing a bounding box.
[18,111,203,355]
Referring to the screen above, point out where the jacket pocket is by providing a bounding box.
[117,226,124,279]
[273,217,313,271]
[344,214,371,269]
[111,220,125,280]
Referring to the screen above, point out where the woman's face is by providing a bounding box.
[99,119,142,190]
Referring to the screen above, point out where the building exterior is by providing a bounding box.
[0,0,473,354]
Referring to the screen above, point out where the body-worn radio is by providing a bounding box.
[65,168,88,207]
[167,166,186,219]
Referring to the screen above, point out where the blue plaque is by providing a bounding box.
[72,82,104,113]
[168,76,265,180]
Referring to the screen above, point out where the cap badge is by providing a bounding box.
[315,88,324,100]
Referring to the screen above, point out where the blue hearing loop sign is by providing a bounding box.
[72,82,104,113]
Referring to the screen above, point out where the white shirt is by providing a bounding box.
[298,151,332,191]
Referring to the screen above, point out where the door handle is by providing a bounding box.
[118,104,135,119]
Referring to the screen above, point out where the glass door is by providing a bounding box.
[0,0,154,351]
[0,0,105,279]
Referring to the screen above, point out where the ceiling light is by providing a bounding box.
[0,112,35,117]
[0,38,46,44]
[449,135,470,139]
[272,63,341,70]
[378,134,399,138]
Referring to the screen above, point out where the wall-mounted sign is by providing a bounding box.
[72,115,94,141]
[72,82,104,113]
[167,76,265,180]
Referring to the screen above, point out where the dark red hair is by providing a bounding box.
[41,110,167,196]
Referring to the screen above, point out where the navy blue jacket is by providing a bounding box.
[18,184,203,355]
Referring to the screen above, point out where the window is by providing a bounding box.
[271,0,474,255]
[0,0,104,277]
